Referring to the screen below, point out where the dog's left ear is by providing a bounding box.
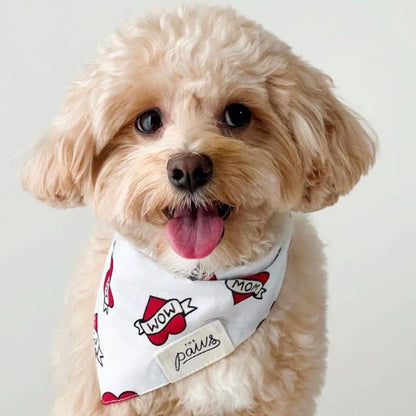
[268,58,377,212]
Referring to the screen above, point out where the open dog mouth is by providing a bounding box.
[163,202,233,259]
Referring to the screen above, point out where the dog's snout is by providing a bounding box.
[167,153,213,192]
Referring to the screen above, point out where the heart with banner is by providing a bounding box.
[103,249,115,313]
[134,296,197,345]
[225,272,270,304]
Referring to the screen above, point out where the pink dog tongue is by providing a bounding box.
[166,205,224,259]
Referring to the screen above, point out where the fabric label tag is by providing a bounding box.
[155,320,234,383]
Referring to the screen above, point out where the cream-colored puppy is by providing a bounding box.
[21,5,376,416]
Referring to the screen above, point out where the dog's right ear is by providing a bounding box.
[21,24,156,209]
[21,74,98,208]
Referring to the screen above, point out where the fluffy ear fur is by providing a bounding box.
[20,78,96,208]
[270,59,377,212]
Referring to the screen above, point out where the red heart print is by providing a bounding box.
[144,296,187,345]
[230,272,270,304]
[136,296,195,346]
[103,254,114,310]
[102,391,138,404]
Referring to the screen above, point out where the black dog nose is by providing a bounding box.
[167,153,213,192]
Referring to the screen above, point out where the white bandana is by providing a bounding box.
[94,214,293,405]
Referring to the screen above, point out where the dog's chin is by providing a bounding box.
[163,202,233,259]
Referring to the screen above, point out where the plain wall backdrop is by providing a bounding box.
[1,0,415,415]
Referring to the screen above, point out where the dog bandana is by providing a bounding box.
[94,213,293,405]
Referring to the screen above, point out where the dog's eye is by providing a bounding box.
[135,108,162,134]
[223,103,251,128]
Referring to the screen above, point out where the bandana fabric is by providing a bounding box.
[94,214,293,405]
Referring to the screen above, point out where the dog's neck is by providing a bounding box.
[130,212,291,280]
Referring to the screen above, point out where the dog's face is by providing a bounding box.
[21,6,375,267]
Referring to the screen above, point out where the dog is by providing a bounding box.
[21,5,376,416]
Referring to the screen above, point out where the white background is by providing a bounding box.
[1,1,415,415]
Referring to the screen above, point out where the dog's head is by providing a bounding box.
[21,5,376,265]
